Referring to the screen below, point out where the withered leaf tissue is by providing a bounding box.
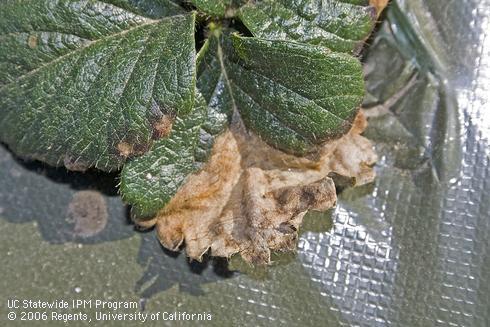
[136,111,377,265]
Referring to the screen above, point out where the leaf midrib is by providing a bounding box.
[215,36,239,115]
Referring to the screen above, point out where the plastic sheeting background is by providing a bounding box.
[0,1,489,326]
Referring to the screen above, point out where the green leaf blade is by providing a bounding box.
[103,0,185,18]
[196,32,233,136]
[0,0,196,171]
[238,0,376,53]
[190,0,247,17]
[201,30,365,155]
[120,38,233,217]
[120,92,214,217]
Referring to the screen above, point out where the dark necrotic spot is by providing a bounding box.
[151,115,174,140]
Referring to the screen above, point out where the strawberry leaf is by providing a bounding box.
[238,0,377,53]
[120,92,212,217]
[198,28,365,155]
[0,1,196,171]
[190,0,247,17]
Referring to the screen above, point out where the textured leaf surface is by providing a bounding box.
[0,1,195,171]
[198,29,365,155]
[195,37,232,160]
[239,0,377,53]
[104,0,185,18]
[119,33,234,217]
[190,0,246,17]
[120,93,209,217]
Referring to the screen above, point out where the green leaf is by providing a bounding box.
[190,0,247,17]
[119,32,235,217]
[120,93,206,218]
[198,28,365,155]
[238,0,377,53]
[196,30,234,135]
[120,91,223,217]
[103,0,185,18]
[0,1,195,171]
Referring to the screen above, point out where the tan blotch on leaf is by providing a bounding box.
[152,115,174,139]
[136,110,377,265]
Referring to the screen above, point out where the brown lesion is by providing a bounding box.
[116,139,152,159]
[117,141,134,158]
[27,34,38,49]
[151,114,174,140]
[134,110,378,265]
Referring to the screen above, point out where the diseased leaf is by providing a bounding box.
[0,0,384,264]
[238,0,377,53]
[120,38,233,217]
[198,28,365,155]
[137,111,377,264]
[190,0,247,17]
[121,92,213,217]
[0,1,196,171]
[120,23,367,218]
